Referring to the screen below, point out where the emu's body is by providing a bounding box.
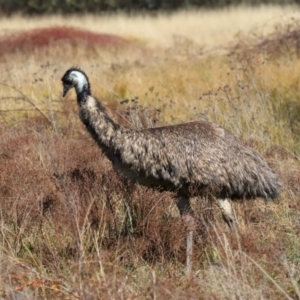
[61,67,280,274]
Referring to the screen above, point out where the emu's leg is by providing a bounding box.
[176,195,195,276]
[214,198,237,230]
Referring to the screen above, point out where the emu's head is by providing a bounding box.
[61,67,90,97]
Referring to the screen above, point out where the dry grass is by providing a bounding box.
[1,5,300,49]
[0,6,299,299]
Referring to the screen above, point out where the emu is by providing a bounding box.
[61,67,280,274]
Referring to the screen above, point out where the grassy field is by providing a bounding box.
[0,5,299,299]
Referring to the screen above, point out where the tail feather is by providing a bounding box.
[243,154,280,200]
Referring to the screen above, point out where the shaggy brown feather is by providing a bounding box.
[61,67,279,201]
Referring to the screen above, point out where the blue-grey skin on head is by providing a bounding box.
[61,67,91,98]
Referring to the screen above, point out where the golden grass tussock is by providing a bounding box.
[0,5,300,49]
[0,5,299,299]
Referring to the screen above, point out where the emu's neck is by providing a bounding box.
[78,94,120,152]
[74,75,120,152]
[74,73,90,104]
[76,84,90,103]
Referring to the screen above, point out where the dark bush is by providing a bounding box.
[0,0,299,15]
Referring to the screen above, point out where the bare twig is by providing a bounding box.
[0,82,52,125]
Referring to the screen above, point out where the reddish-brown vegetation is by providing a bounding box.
[0,115,299,298]
[0,26,135,55]
[0,120,191,262]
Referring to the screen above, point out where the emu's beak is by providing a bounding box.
[62,84,72,97]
